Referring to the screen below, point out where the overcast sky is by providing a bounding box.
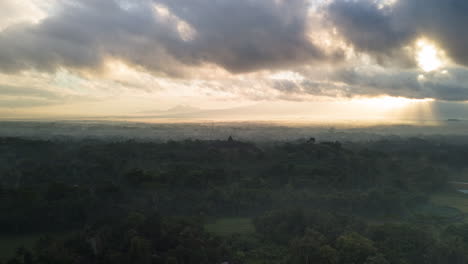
[1,0,468,121]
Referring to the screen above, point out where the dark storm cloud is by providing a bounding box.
[333,68,423,98]
[327,1,412,53]
[419,68,468,101]
[267,71,422,99]
[261,66,468,102]
[0,0,335,76]
[329,67,468,101]
[327,0,468,67]
[0,0,185,76]
[156,0,337,73]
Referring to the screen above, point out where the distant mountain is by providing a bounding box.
[133,104,274,120]
[133,102,325,120]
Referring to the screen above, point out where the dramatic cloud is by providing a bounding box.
[155,0,339,72]
[302,67,468,101]
[0,0,338,76]
[0,0,182,75]
[2,0,468,115]
[328,0,468,67]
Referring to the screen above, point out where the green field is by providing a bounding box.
[205,217,255,236]
[431,191,468,214]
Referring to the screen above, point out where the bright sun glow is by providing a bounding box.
[346,96,436,123]
[416,39,443,72]
[269,71,305,81]
[351,96,434,111]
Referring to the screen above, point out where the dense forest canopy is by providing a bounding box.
[1,136,468,263]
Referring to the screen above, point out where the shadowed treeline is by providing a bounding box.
[1,136,468,263]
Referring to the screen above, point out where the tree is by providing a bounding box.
[336,232,377,264]
[129,236,152,264]
[370,224,433,264]
[364,254,389,264]
[289,229,326,264]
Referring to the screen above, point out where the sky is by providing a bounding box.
[1,0,468,122]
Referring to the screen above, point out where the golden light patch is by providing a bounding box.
[351,96,434,111]
[269,71,305,81]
